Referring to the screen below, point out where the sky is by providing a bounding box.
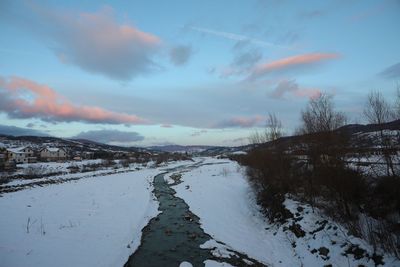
[0,0,399,146]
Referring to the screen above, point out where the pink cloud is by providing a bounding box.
[215,115,264,128]
[160,124,173,128]
[293,88,322,99]
[24,5,161,80]
[0,76,147,125]
[249,53,339,80]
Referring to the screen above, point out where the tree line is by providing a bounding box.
[238,88,400,257]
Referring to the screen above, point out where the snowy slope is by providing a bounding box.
[173,158,400,267]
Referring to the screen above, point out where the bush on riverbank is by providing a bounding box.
[237,130,400,257]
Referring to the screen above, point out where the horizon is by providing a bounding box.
[1,0,399,146]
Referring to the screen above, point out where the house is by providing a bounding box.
[40,147,68,161]
[6,147,37,164]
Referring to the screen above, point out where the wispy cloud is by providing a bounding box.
[270,79,321,99]
[0,76,148,125]
[248,53,339,80]
[219,48,263,78]
[187,26,286,49]
[380,62,400,79]
[73,129,144,144]
[350,1,392,22]
[190,129,207,137]
[214,115,265,128]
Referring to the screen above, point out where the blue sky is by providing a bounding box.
[0,0,399,146]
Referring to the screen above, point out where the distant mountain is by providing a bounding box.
[248,119,400,154]
[200,119,400,157]
[0,124,49,137]
[148,145,218,153]
[336,119,400,135]
[0,134,148,154]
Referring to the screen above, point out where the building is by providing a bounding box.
[40,147,68,161]
[6,147,36,164]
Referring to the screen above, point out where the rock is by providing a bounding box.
[297,206,304,212]
[318,247,330,257]
[289,223,305,238]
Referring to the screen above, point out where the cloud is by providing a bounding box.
[233,49,263,67]
[218,41,263,78]
[298,10,324,19]
[248,53,339,80]
[270,79,321,99]
[160,124,173,128]
[0,124,49,137]
[380,62,400,79]
[190,129,207,137]
[7,4,161,80]
[187,25,286,49]
[0,76,148,125]
[72,129,144,144]
[214,115,264,128]
[169,45,192,66]
[350,1,391,22]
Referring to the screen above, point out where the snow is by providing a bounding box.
[45,147,61,152]
[17,159,104,174]
[179,261,193,267]
[2,160,150,188]
[200,240,235,259]
[0,168,161,267]
[173,158,400,267]
[204,260,234,267]
[230,151,247,155]
[2,156,399,266]
[6,147,25,153]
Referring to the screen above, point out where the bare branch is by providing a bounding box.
[300,93,346,134]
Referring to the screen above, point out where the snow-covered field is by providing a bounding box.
[1,156,399,267]
[173,158,400,267]
[0,168,162,267]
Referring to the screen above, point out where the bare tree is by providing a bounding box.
[363,91,391,124]
[363,91,397,176]
[300,93,347,134]
[265,113,283,141]
[249,113,284,144]
[394,85,400,120]
[248,130,265,145]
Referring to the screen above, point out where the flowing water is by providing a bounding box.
[124,163,266,267]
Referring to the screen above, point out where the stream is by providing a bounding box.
[124,163,266,267]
